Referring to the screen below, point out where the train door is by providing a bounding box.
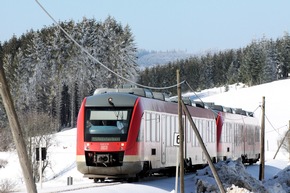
[161,114,167,164]
[139,113,145,161]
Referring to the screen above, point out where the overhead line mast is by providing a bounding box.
[0,64,37,192]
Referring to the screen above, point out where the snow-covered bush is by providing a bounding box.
[0,179,17,193]
[0,159,7,169]
[194,158,289,193]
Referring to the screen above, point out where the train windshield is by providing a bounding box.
[84,107,132,142]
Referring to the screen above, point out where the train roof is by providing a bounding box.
[93,88,167,101]
[197,102,254,117]
[92,88,254,117]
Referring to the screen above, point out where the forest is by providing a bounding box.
[0,17,138,150]
[0,16,290,150]
[138,34,290,95]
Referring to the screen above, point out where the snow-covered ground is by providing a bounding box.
[1,79,290,193]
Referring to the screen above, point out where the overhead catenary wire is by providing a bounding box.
[185,81,261,121]
[34,0,185,91]
[266,124,288,134]
[185,81,205,106]
[187,80,289,138]
[265,114,288,136]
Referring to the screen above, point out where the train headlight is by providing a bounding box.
[120,143,125,150]
[108,97,114,106]
[85,143,90,150]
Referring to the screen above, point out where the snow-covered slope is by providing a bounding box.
[137,50,194,68]
[191,79,290,154]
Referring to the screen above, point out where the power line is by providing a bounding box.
[265,113,288,136]
[186,80,289,137]
[34,0,184,90]
[185,81,261,121]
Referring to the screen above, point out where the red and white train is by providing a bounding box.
[76,88,260,182]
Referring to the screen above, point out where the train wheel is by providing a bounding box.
[127,175,139,183]
[165,167,175,177]
[94,178,105,183]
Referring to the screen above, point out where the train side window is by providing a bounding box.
[226,123,230,143]
[208,120,213,143]
[151,113,157,142]
[201,120,205,142]
[236,124,241,145]
[172,115,176,133]
[248,125,254,145]
[207,120,212,143]
[225,124,227,143]
[191,118,195,147]
[226,123,229,142]
[228,123,230,142]
[166,115,172,146]
[228,123,231,143]
[145,112,151,142]
[174,116,178,134]
[156,114,160,142]
[227,123,229,143]
[222,124,225,143]
[203,120,207,142]
[196,119,200,147]
[221,123,225,143]
[212,121,215,143]
[230,123,232,143]
[187,119,191,143]
[243,126,247,142]
[209,120,213,143]
[234,124,238,146]
[213,121,216,143]
[194,119,199,144]
[209,121,212,143]
[161,114,166,144]
[206,121,209,143]
[239,124,244,144]
[255,126,260,142]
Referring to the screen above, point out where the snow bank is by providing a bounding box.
[263,165,290,193]
[193,158,289,193]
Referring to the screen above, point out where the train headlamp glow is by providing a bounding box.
[120,143,125,150]
[108,97,114,106]
[85,143,90,150]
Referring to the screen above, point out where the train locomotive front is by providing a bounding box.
[76,91,143,181]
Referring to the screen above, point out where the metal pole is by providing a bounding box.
[259,96,265,181]
[273,130,290,159]
[177,70,184,193]
[289,121,290,162]
[181,101,225,193]
[174,148,179,193]
[0,65,37,193]
[39,146,42,189]
[273,120,290,159]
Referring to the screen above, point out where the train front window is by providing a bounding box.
[84,108,132,142]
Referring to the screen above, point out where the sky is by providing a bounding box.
[1,1,290,53]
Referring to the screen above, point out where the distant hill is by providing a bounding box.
[137,49,195,68]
